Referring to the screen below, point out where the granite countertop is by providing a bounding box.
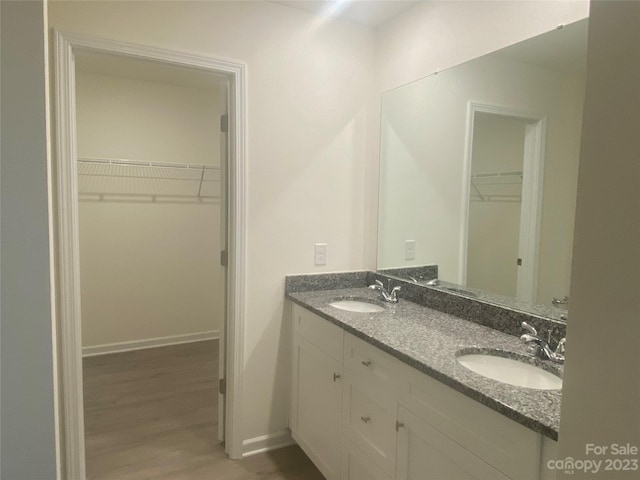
[286,287,562,441]
[413,280,568,322]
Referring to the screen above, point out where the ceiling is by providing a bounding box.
[75,2,421,85]
[270,0,419,27]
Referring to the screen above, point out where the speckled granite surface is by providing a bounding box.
[378,265,438,282]
[374,273,567,343]
[286,286,563,441]
[285,271,375,293]
[381,271,569,323]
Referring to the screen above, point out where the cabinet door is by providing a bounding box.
[396,407,510,480]
[292,334,342,480]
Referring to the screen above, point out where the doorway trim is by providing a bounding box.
[460,102,546,302]
[53,30,247,478]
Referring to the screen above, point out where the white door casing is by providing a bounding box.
[53,30,247,479]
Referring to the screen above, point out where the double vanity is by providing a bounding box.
[286,271,565,480]
[283,16,586,480]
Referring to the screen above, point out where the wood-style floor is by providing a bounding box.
[83,340,324,480]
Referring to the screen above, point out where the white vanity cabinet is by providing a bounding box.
[290,304,344,480]
[342,334,400,477]
[396,406,509,480]
[289,303,558,480]
[397,363,540,480]
[341,435,393,480]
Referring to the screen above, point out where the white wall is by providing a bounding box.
[48,0,375,449]
[378,54,585,305]
[75,71,224,350]
[558,2,640,478]
[0,0,59,478]
[76,71,221,165]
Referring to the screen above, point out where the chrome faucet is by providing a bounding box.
[552,295,569,306]
[520,322,565,364]
[369,280,401,303]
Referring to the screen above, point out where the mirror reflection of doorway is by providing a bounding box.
[464,106,546,302]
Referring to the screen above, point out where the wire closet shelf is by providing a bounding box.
[77,156,221,202]
[470,170,523,203]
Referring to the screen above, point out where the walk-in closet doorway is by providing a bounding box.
[54,31,247,479]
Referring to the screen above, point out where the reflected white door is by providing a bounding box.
[463,103,545,303]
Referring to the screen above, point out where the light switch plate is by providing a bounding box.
[314,243,328,266]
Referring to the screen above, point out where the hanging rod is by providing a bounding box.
[77,156,219,171]
[470,170,523,184]
[470,194,522,203]
[77,192,219,204]
[470,170,523,203]
[77,156,220,200]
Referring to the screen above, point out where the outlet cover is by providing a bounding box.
[314,243,328,266]
[405,240,416,260]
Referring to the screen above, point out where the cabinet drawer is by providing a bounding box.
[292,303,343,361]
[342,370,397,476]
[341,435,393,480]
[344,333,400,396]
[399,365,540,480]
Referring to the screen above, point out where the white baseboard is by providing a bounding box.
[242,429,295,457]
[82,330,219,357]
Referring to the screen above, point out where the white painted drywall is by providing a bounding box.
[0,0,59,478]
[76,71,221,166]
[378,53,584,305]
[557,2,640,478]
[75,71,224,350]
[466,114,526,297]
[48,0,375,447]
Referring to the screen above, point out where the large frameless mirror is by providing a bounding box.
[377,18,589,322]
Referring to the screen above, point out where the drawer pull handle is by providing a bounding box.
[361,360,372,367]
[333,373,341,382]
[360,416,371,424]
[396,421,404,431]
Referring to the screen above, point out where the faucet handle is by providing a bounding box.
[521,322,537,336]
[525,342,543,357]
[375,279,384,288]
[390,285,401,300]
[555,337,566,355]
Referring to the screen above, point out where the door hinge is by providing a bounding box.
[219,378,226,395]
[220,114,229,133]
[220,249,228,267]
[517,258,523,266]
[396,420,404,432]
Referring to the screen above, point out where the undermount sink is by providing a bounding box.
[329,299,385,313]
[457,351,562,390]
